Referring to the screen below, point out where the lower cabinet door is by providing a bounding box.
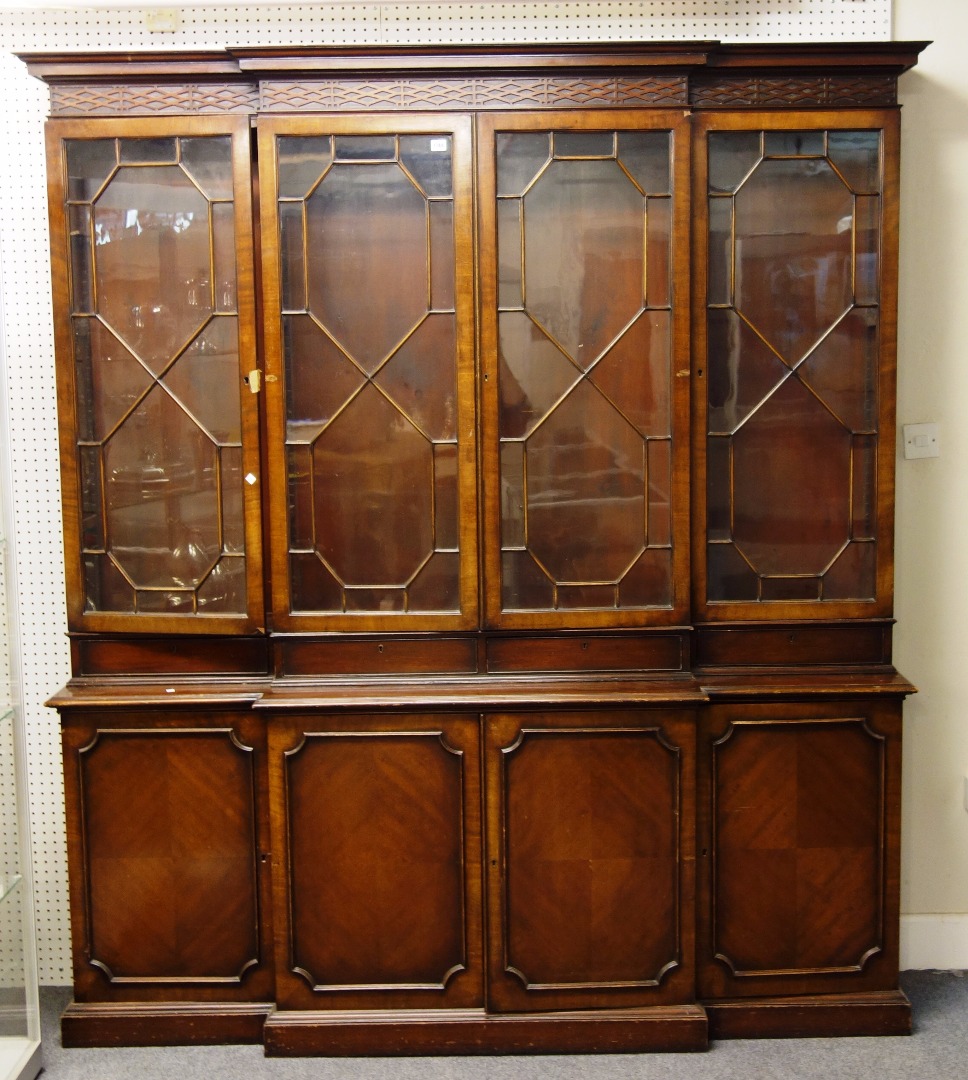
[62,707,273,1003]
[698,699,903,999]
[485,709,696,1012]
[269,712,484,1010]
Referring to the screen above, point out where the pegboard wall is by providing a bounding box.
[0,1,893,984]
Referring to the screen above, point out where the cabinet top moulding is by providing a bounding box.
[20,40,930,116]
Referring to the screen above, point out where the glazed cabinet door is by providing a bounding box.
[258,117,479,632]
[267,712,483,1010]
[60,705,272,1004]
[698,699,902,1000]
[478,112,692,630]
[695,113,899,620]
[45,118,264,633]
[485,709,696,1012]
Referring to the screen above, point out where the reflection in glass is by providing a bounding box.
[705,129,883,604]
[64,134,246,615]
[278,132,462,615]
[496,128,675,612]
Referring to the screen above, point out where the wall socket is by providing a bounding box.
[145,9,181,33]
[902,422,940,459]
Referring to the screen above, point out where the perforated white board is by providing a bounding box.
[0,1,892,983]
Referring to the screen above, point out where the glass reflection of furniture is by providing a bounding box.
[0,312,42,1080]
[27,40,927,1055]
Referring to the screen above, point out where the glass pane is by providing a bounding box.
[731,377,852,578]
[592,310,671,437]
[707,309,788,435]
[197,556,247,613]
[828,131,881,194]
[334,135,396,160]
[290,552,343,613]
[763,131,825,157]
[119,137,177,164]
[93,164,213,374]
[305,161,427,372]
[824,542,875,600]
[212,201,237,312]
[220,446,245,555]
[707,542,758,602]
[496,132,551,197]
[79,445,104,550]
[648,439,672,547]
[523,157,645,364]
[346,588,405,613]
[502,550,554,609]
[433,443,459,550]
[312,384,434,588]
[400,134,453,197]
[377,314,457,441]
[620,548,672,608]
[554,131,614,158]
[733,157,853,365]
[706,435,731,541]
[501,442,525,548]
[84,553,135,613]
[67,138,117,201]
[558,584,616,609]
[285,314,364,442]
[163,316,241,444]
[408,551,460,611]
[707,197,732,307]
[103,385,221,591]
[69,204,94,313]
[708,131,761,194]
[799,307,878,433]
[851,436,877,540]
[525,380,645,584]
[429,200,455,312]
[278,135,332,199]
[617,131,671,195]
[288,445,314,548]
[497,199,523,309]
[498,311,578,439]
[179,136,233,200]
[279,201,306,311]
[761,576,821,602]
[75,318,152,442]
[646,196,671,309]
[854,195,880,306]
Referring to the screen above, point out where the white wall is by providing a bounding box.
[0,0,966,978]
[894,0,968,968]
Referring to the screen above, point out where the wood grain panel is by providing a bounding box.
[486,711,695,1013]
[79,727,260,984]
[698,701,903,1001]
[272,714,483,1010]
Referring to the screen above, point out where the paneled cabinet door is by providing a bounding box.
[478,111,692,630]
[60,708,272,1003]
[695,112,900,621]
[697,700,903,999]
[268,713,483,1010]
[485,710,696,1012]
[45,117,264,633]
[258,117,479,632]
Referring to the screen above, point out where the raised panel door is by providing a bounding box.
[698,700,902,1000]
[268,713,483,1010]
[61,708,272,1004]
[485,709,695,1012]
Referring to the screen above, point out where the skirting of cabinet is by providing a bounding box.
[262,1007,709,1055]
[60,1000,273,1048]
[705,990,911,1040]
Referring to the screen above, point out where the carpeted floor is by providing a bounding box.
[33,971,967,1079]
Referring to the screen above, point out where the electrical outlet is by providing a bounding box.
[902,422,940,460]
[145,9,181,33]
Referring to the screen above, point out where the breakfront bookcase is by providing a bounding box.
[25,39,926,1054]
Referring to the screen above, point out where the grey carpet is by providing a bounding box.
[34,971,967,1079]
